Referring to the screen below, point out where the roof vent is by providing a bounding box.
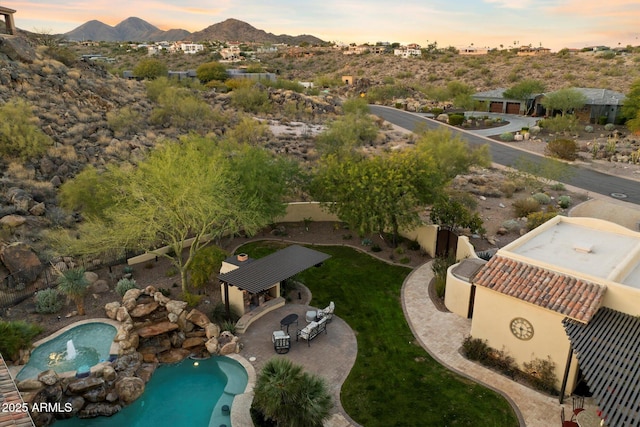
[237,253,248,262]
[573,243,593,254]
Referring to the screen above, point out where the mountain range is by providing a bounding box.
[64,17,325,45]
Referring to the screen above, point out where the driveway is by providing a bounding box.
[464,112,540,137]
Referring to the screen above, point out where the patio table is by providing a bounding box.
[280,313,299,334]
[576,409,605,427]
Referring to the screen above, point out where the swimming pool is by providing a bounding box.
[56,356,248,427]
[16,321,117,382]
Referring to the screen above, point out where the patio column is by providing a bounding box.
[0,6,17,35]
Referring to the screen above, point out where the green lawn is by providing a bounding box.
[237,241,518,427]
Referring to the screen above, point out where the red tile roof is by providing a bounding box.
[472,255,606,322]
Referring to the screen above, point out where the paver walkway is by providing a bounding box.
[402,261,591,427]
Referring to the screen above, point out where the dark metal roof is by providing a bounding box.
[218,245,331,294]
[563,307,640,427]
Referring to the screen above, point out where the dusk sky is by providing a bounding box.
[6,0,640,51]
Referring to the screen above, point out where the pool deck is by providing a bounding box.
[0,353,35,427]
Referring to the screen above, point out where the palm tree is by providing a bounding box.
[56,268,90,315]
[252,358,332,427]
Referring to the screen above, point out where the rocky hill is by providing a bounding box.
[190,18,325,45]
[64,17,190,42]
[63,17,324,44]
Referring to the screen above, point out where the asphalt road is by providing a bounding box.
[369,105,640,205]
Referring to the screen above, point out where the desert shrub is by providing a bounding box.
[551,183,566,191]
[501,219,522,232]
[558,195,571,209]
[180,291,202,308]
[531,192,551,205]
[527,211,558,229]
[0,321,43,360]
[523,356,558,395]
[231,86,271,113]
[545,138,578,161]
[107,106,141,135]
[430,107,444,115]
[529,125,541,134]
[490,347,518,378]
[371,244,382,252]
[604,123,615,131]
[221,320,237,334]
[500,181,517,198]
[407,240,421,251]
[133,58,168,80]
[598,116,608,125]
[165,266,179,277]
[431,253,457,298]
[461,336,491,362]
[0,99,53,160]
[500,132,514,142]
[116,278,138,296]
[448,114,465,126]
[513,197,541,217]
[584,125,594,133]
[195,61,228,83]
[539,115,579,133]
[46,47,77,66]
[35,288,64,314]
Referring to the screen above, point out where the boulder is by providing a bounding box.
[0,34,37,62]
[157,348,191,364]
[0,214,26,227]
[78,402,122,418]
[176,311,194,332]
[105,302,121,319]
[58,396,85,419]
[115,377,145,404]
[37,384,63,403]
[118,332,139,352]
[123,288,142,301]
[219,338,239,355]
[83,385,107,403]
[105,391,119,403]
[154,292,170,305]
[67,377,105,394]
[91,279,109,294]
[37,369,59,386]
[29,202,46,216]
[169,331,185,348]
[186,309,210,329]
[84,271,99,284]
[205,323,220,340]
[101,365,117,382]
[129,301,159,318]
[181,337,206,349]
[167,312,178,323]
[205,337,219,354]
[144,285,157,295]
[135,363,157,383]
[166,300,188,316]
[0,242,42,284]
[17,378,44,391]
[136,321,179,338]
[115,306,131,323]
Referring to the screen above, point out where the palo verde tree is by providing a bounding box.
[0,99,53,160]
[50,134,294,293]
[622,79,640,134]
[133,58,168,80]
[502,79,546,114]
[195,61,228,84]
[541,87,587,117]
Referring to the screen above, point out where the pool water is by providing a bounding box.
[57,356,248,427]
[16,322,116,382]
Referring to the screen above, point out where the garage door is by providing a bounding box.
[506,102,521,114]
[490,102,503,113]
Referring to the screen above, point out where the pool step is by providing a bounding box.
[208,392,234,427]
[217,358,248,395]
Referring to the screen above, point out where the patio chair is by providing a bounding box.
[272,330,291,354]
[317,301,335,322]
[572,396,585,419]
[561,407,579,427]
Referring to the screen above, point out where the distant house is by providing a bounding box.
[226,68,276,82]
[178,43,204,54]
[472,87,626,122]
[471,88,542,115]
[516,46,551,56]
[393,44,421,58]
[459,46,488,55]
[343,45,370,55]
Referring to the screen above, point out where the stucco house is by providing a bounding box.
[445,215,640,426]
[472,87,626,123]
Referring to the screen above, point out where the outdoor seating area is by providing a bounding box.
[272,330,291,354]
[305,301,335,323]
[296,316,329,347]
[561,396,605,427]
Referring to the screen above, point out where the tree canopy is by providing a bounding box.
[313,127,490,245]
[503,79,546,114]
[51,134,296,292]
[622,79,640,134]
[195,61,228,84]
[133,58,168,80]
[541,88,587,116]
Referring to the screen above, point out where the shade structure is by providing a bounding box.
[218,244,330,294]
[563,307,640,427]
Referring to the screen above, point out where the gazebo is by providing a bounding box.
[0,6,17,35]
[218,244,330,322]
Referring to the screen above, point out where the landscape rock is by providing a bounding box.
[186,308,210,328]
[156,348,190,364]
[205,337,219,354]
[0,241,42,285]
[17,378,43,391]
[205,323,220,339]
[115,377,145,404]
[136,321,179,338]
[37,369,60,386]
[166,300,188,316]
[78,402,122,418]
[67,377,105,394]
[104,301,121,319]
[129,301,159,318]
[92,279,110,294]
